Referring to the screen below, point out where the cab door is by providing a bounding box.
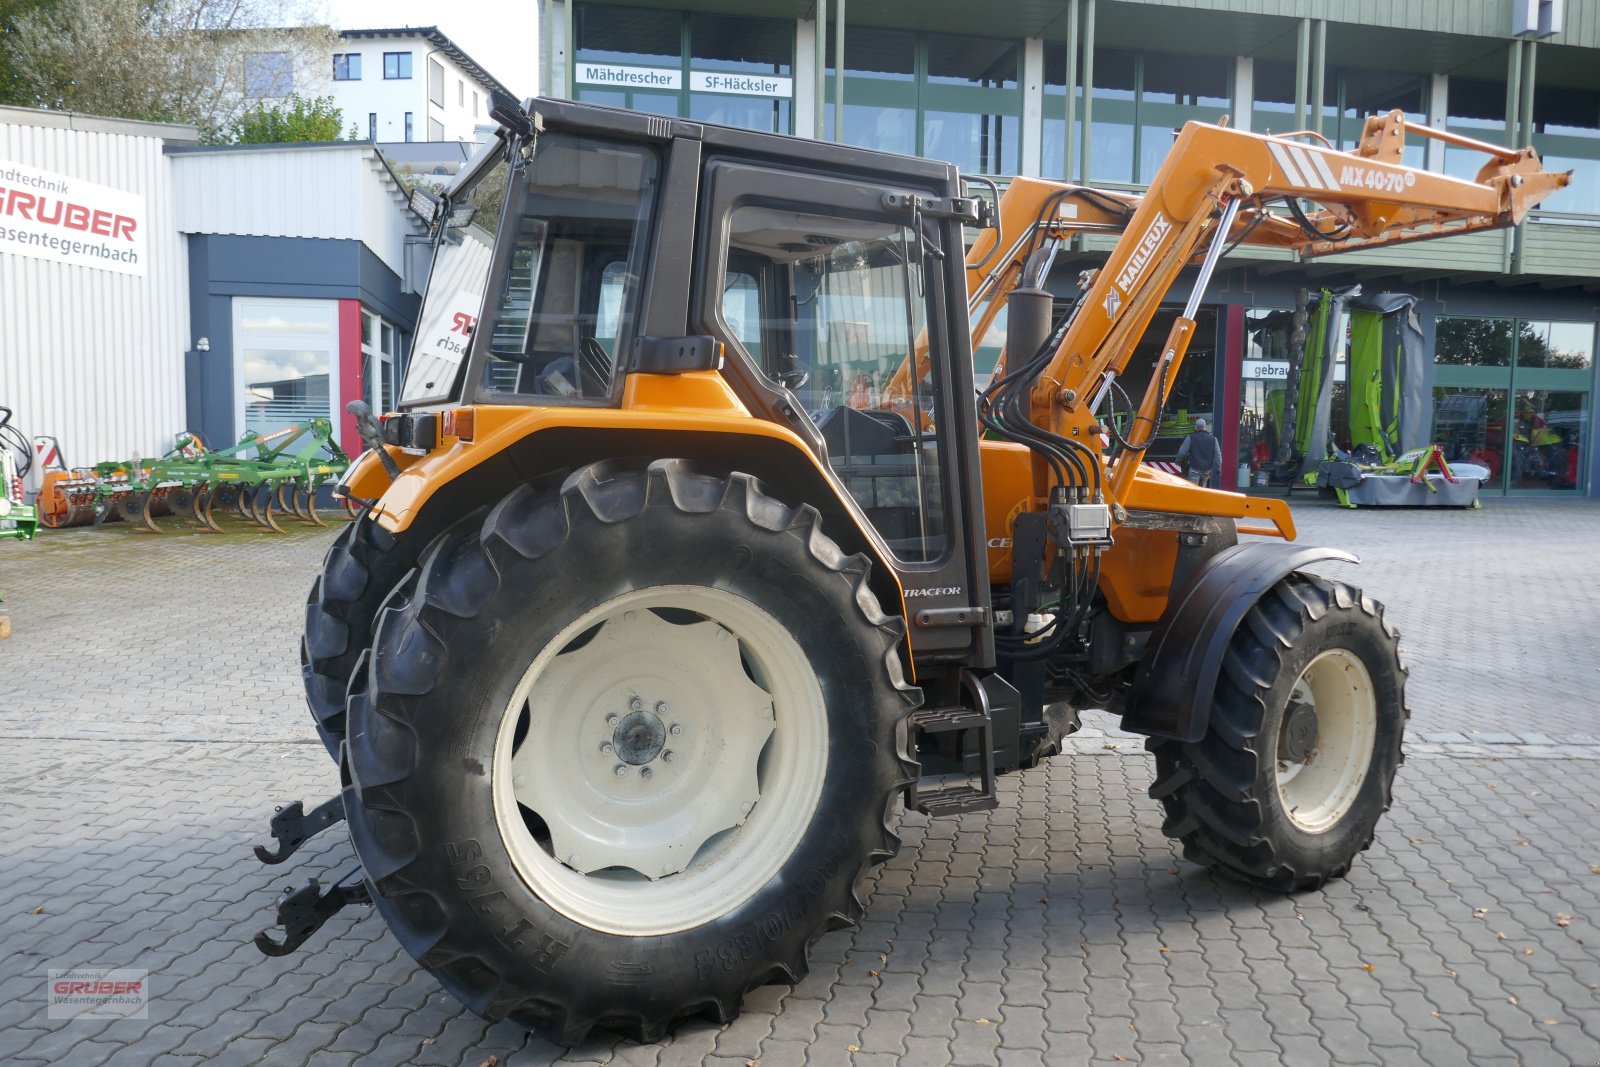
[693,159,991,663]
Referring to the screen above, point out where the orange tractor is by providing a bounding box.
[256,93,1566,1042]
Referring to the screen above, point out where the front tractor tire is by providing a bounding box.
[1150,573,1407,891]
[342,460,918,1043]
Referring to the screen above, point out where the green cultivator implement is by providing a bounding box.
[1,406,39,543]
[37,421,354,534]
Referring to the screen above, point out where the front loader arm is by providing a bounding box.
[1014,110,1568,510]
[880,179,1139,407]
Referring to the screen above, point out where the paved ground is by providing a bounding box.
[1,498,1598,1066]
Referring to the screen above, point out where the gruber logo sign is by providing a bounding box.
[0,160,147,277]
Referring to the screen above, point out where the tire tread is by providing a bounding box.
[344,459,919,1043]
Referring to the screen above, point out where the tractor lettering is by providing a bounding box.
[446,839,482,866]
[499,918,534,948]
[528,933,569,971]
[1115,214,1171,294]
[468,889,509,921]
[456,864,492,890]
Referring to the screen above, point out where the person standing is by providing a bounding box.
[1178,418,1223,487]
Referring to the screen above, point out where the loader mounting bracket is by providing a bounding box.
[254,871,372,957]
[253,795,347,865]
[1121,542,1358,743]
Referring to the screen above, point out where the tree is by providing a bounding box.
[0,0,58,106]
[230,94,344,144]
[7,0,335,143]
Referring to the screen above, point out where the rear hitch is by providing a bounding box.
[254,871,372,957]
[253,796,346,865]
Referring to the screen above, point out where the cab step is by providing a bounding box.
[912,782,998,817]
[907,671,1011,817]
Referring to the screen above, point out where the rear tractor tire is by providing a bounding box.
[1150,573,1407,891]
[342,459,918,1043]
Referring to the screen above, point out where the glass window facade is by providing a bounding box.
[573,3,793,134]
[235,299,338,437]
[1533,83,1600,216]
[1042,46,1229,183]
[1444,77,1505,180]
[1239,307,1294,472]
[1433,317,1594,493]
[1333,68,1426,168]
[824,29,1020,175]
[1253,63,1423,166]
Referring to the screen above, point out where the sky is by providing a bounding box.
[322,0,539,98]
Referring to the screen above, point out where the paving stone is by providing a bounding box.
[4,504,1600,1066]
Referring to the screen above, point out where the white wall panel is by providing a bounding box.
[173,145,422,278]
[0,110,193,471]
[173,146,364,242]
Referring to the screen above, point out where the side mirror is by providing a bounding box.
[346,400,401,480]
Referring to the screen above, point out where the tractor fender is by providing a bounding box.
[1120,541,1359,742]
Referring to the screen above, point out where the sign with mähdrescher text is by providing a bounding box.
[691,72,793,98]
[0,160,147,277]
[577,64,682,90]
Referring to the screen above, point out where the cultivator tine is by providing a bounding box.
[235,485,254,521]
[119,491,163,533]
[194,486,226,534]
[246,485,266,527]
[248,484,286,533]
[299,483,326,527]
[205,483,237,529]
[276,480,302,521]
[169,486,217,532]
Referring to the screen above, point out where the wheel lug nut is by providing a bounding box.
[600,742,612,754]
[614,765,628,777]
[656,701,669,715]
[663,750,675,763]
[629,697,642,712]
[606,714,619,726]
[641,768,653,780]
[669,724,682,736]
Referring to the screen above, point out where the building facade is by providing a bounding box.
[322,28,513,144]
[0,107,426,483]
[537,0,1600,498]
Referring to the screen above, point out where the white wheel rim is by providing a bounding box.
[491,585,828,936]
[1274,648,1378,834]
